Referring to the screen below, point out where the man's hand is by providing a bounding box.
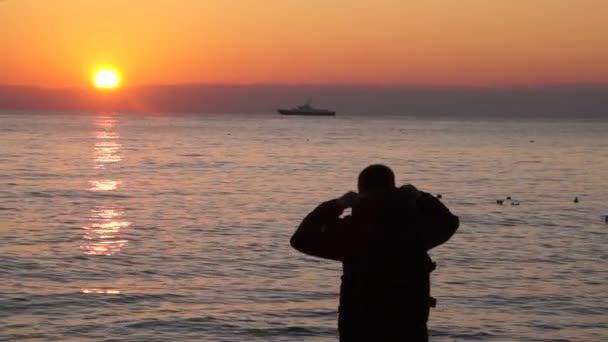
[336,191,359,209]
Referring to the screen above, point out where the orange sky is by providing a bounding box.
[2,0,607,87]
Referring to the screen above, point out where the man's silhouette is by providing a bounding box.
[290,164,459,341]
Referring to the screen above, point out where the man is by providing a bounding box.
[290,164,459,341]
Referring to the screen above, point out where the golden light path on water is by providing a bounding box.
[81,115,131,259]
[80,114,130,295]
[94,130,122,166]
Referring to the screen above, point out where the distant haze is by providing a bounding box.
[1,84,606,117]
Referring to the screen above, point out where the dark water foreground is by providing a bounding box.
[1,113,606,341]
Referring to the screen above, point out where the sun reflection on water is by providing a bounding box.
[96,131,120,139]
[81,114,131,256]
[94,141,122,167]
[89,180,120,191]
[80,289,121,295]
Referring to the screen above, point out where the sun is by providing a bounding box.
[93,68,121,89]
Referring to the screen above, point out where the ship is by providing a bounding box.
[278,99,335,116]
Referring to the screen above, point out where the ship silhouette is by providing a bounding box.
[278,98,335,116]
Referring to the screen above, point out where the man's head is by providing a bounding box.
[357,164,396,195]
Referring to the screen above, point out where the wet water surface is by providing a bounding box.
[1,113,607,341]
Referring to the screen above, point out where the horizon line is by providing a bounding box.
[2,81,608,91]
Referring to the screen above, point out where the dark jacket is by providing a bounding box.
[290,186,459,342]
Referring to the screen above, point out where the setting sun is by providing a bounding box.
[93,69,121,89]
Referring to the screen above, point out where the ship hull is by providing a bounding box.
[278,109,335,116]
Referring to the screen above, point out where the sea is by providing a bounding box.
[1,112,607,341]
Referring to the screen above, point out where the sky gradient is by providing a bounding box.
[2,0,608,88]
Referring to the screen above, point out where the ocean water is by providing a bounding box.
[1,112,607,342]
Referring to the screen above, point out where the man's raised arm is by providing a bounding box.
[290,192,357,261]
[415,192,460,250]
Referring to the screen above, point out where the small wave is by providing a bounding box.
[100,293,188,304]
[27,191,53,198]
[123,318,335,337]
[455,201,477,207]
[178,153,206,157]
[25,190,134,199]
[514,160,542,164]
[245,325,335,337]
[497,217,526,227]
[122,316,239,332]
[431,330,509,341]
[83,192,133,199]
[1,292,190,313]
